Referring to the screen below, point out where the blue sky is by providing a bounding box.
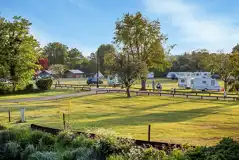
[1,0,239,56]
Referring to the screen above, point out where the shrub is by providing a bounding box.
[0,83,12,94]
[21,144,36,160]
[72,134,96,148]
[29,151,60,160]
[24,83,34,91]
[36,78,53,90]
[1,141,22,160]
[62,147,95,160]
[29,130,46,146]
[56,131,77,147]
[107,154,128,160]
[39,133,56,149]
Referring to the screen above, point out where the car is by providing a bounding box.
[87,78,103,85]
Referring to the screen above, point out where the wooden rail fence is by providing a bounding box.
[96,89,239,101]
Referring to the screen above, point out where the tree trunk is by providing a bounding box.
[141,79,146,90]
[224,81,228,91]
[126,87,131,98]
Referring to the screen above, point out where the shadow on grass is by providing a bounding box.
[77,103,237,128]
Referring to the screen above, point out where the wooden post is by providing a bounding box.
[148,125,151,142]
[20,108,25,123]
[8,110,11,122]
[63,113,66,130]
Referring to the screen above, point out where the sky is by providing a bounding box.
[1,0,239,56]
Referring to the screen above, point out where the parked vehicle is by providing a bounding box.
[189,77,220,91]
[87,78,103,85]
[167,72,211,80]
[107,76,121,85]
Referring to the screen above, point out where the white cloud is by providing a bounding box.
[144,0,239,53]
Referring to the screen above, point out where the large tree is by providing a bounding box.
[96,44,116,75]
[114,12,173,90]
[49,64,67,79]
[107,53,147,97]
[44,42,68,65]
[67,48,83,69]
[204,52,233,91]
[0,16,41,91]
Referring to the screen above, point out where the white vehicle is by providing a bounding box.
[168,72,211,80]
[190,77,220,91]
[147,72,154,79]
[107,76,121,85]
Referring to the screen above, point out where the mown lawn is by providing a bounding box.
[1,93,239,146]
[0,89,76,101]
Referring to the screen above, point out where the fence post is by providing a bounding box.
[148,125,151,142]
[20,108,25,123]
[8,110,11,122]
[63,113,66,130]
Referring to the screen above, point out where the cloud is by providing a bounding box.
[144,0,239,53]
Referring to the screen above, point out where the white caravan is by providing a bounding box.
[107,76,121,85]
[189,77,220,91]
[167,72,211,79]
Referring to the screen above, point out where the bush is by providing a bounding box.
[1,141,22,160]
[39,133,55,149]
[21,144,36,160]
[36,78,53,90]
[62,147,95,160]
[56,131,77,147]
[0,83,12,94]
[28,151,60,160]
[72,134,95,148]
[24,83,34,91]
[29,130,46,146]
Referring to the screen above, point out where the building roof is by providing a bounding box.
[68,70,84,74]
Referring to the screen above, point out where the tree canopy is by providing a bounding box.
[0,16,41,91]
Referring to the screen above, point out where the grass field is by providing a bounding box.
[0,89,76,101]
[1,93,239,146]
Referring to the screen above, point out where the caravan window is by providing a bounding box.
[181,79,185,83]
[202,81,207,84]
[191,79,194,84]
[196,73,200,76]
[211,80,215,86]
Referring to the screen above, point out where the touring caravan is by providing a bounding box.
[107,76,121,85]
[189,77,220,91]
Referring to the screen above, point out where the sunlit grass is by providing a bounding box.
[1,93,239,146]
[0,89,76,101]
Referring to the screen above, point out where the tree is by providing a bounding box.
[232,44,239,53]
[0,16,41,91]
[96,44,116,75]
[114,12,173,90]
[49,64,67,79]
[107,53,147,97]
[204,52,233,91]
[67,48,83,69]
[44,42,68,65]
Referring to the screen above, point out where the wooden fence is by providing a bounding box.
[31,124,185,150]
[96,89,239,101]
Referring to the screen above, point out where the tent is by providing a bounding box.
[94,71,104,78]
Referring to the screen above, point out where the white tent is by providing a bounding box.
[94,71,104,78]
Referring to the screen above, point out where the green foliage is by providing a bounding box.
[0,83,12,94]
[21,144,36,160]
[25,83,34,91]
[1,141,22,160]
[44,42,68,65]
[56,131,77,147]
[29,130,46,146]
[72,134,95,148]
[97,44,116,75]
[62,147,94,160]
[0,16,41,91]
[39,133,55,149]
[49,64,67,78]
[29,151,60,160]
[114,12,172,71]
[36,78,53,90]
[106,53,147,97]
[107,154,128,160]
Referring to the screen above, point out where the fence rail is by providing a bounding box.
[96,89,239,101]
[30,124,185,150]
